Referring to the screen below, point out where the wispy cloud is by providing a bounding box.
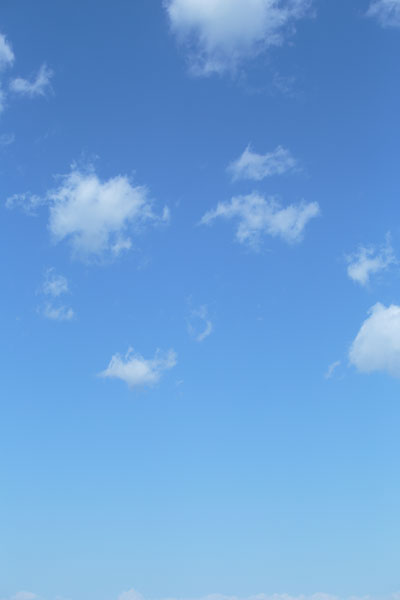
[228,145,298,182]
[0,33,52,114]
[42,268,69,297]
[0,33,14,70]
[6,165,170,261]
[5,192,44,215]
[325,360,341,379]
[349,303,400,377]
[201,192,320,247]
[346,236,395,286]
[0,132,15,146]
[10,64,53,97]
[118,592,145,600]
[187,305,213,342]
[38,268,75,322]
[42,303,75,321]
[165,0,313,76]
[100,348,177,389]
[116,590,394,600]
[367,0,400,27]
[0,593,38,600]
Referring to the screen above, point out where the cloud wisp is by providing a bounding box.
[100,348,177,390]
[7,165,170,261]
[346,236,396,287]
[10,64,53,97]
[201,192,320,247]
[39,268,75,322]
[0,594,38,600]
[187,305,213,342]
[349,303,400,377]
[115,590,400,600]
[165,0,312,76]
[228,145,298,182]
[325,360,341,380]
[0,32,52,114]
[367,0,400,27]
[0,33,14,71]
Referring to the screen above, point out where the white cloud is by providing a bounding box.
[7,166,170,260]
[165,0,312,75]
[42,268,69,297]
[0,594,39,600]
[10,64,53,97]
[0,132,15,146]
[0,33,14,70]
[349,303,400,377]
[5,192,45,215]
[100,348,177,389]
[187,305,213,342]
[39,268,75,321]
[367,0,400,27]
[325,360,341,379]
[115,592,378,600]
[346,237,395,286]
[228,145,298,181]
[118,591,146,600]
[200,192,320,247]
[42,303,75,321]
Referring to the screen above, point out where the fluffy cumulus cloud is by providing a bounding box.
[100,348,177,389]
[187,305,213,342]
[7,166,170,260]
[367,0,400,27]
[228,145,298,181]
[346,237,395,286]
[165,0,312,75]
[10,63,53,97]
[349,303,400,377]
[201,192,320,247]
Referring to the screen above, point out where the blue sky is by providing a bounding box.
[1,1,400,599]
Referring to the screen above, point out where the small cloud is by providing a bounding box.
[325,360,341,379]
[10,64,53,98]
[118,591,146,600]
[165,0,313,76]
[187,305,213,342]
[100,348,177,389]
[0,132,15,146]
[38,268,75,321]
[346,235,395,286]
[0,33,15,70]
[42,303,75,322]
[228,145,298,182]
[6,164,170,261]
[367,0,400,27]
[111,236,133,256]
[5,192,44,215]
[9,594,38,600]
[200,192,320,248]
[42,268,69,297]
[349,303,400,377]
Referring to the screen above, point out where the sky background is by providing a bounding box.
[1,1,400,600]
